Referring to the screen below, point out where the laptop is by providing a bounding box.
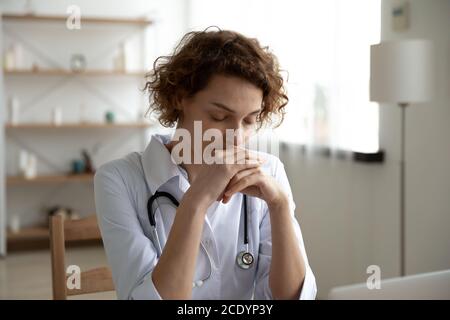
[328,269,450,300]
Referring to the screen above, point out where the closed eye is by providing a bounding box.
[210,114,227,122]
[244,117,257,125]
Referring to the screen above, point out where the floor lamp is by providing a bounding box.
[370,40,434,277]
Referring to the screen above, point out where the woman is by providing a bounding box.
[94,28,316,300]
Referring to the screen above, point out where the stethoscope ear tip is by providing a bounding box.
[192,280,204,288]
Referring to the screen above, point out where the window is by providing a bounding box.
[188,0,381,153]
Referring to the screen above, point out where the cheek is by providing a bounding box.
[242,124,257,137]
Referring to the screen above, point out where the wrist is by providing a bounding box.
[267,192,289,212]
[182,188,213,214]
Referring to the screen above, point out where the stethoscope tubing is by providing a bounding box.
[147,191,253,273]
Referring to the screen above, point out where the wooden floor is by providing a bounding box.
[0,245,116,299]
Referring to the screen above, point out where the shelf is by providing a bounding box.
[1,12,151,254]
[7,226,50,251]
[5,122,153,130]
[7,174,94,186]
[2,14,153,26]
[4,69,147,77]
[7,226,49,242]
[7,215,103,251]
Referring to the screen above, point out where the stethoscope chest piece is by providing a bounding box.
[236,250,254,270]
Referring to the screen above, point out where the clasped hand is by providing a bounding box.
[187,146,288,209]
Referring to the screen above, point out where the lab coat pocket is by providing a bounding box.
[231,249,258,294]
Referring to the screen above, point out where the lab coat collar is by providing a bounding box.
[141,134,225,263]
[141,133,190,194]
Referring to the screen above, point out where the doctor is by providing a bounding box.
[94,28,317,300]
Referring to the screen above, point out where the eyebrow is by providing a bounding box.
[210,102,261,116]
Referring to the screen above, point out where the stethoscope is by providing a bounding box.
[147,191,254,287]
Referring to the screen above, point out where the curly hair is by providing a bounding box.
[144,27,288,128]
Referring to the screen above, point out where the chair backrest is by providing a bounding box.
[49,214,115,299]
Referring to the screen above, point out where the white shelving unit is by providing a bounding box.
[1,13,155,254]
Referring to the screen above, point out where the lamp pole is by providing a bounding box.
[371,39,433,278]
[399,102,408,277]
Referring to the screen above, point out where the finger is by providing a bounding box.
[221,168,259,203]
[227,167,260,190]
[221,194,231,203]
[226,146,265,164]
[224,174,259,198]
[234,147,265,163]
[227,147,251,164]
[222,190,246,204]
[217,145,266,165]
[236,159,262,172]
[218,147,247,164]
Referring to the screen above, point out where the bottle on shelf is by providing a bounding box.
[19,150,37,179]
[52,107,63,126]
[8,96,20,125]
[4,45,16,71]
[8,214,21,234]
[113,42,126,72]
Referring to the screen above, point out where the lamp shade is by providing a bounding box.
[370,40,434,103]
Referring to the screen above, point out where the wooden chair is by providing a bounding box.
[49,214,115,299]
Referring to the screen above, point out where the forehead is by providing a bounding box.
[197,74,263,110]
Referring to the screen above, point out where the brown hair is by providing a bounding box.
[144,27,288,128]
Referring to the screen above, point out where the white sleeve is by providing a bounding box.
[254,158,317,300]
[94,162,162,300]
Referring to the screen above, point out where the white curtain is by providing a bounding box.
[187,0,381,156]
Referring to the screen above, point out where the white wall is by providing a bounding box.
[0,13,6,256]
[283,0,450,298]
[281,147,381,298]
[375,0,450,275]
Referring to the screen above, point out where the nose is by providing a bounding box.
[234,128,244,146]
[223,126,245,148]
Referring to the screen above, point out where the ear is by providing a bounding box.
[174,99,183,111]
[177,94,190,110]
[174,95,186,124]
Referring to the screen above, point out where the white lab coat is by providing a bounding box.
[94,134,317,300]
